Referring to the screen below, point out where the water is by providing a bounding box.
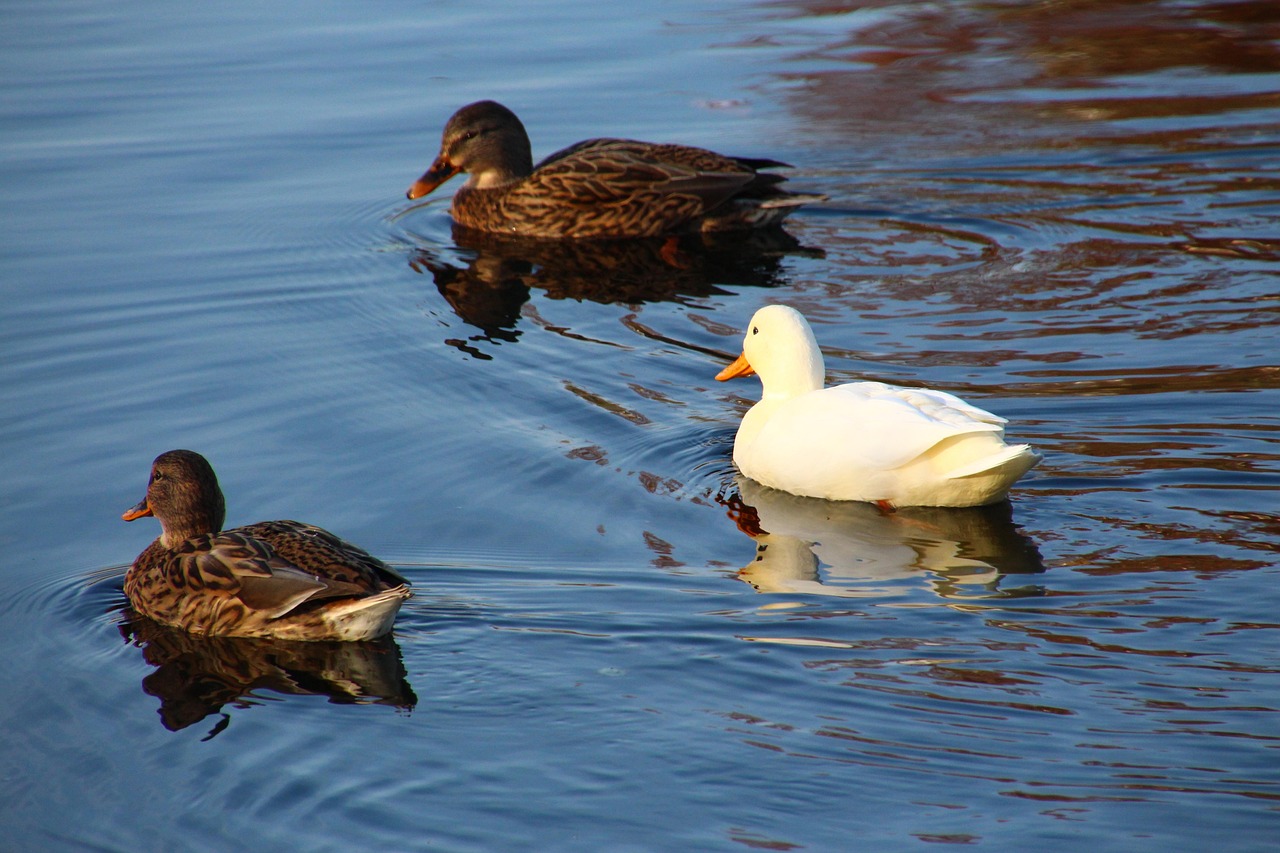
[2,0,1278,850]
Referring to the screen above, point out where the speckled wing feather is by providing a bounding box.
[236,520,408,588]
[457,139,771,238]
[125,525,404,635]
[177,532,343,615]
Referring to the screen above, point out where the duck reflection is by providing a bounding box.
[723,478,1045,599]
[408,224,821,352]
[121,611,416,737]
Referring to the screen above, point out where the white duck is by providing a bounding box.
[715,305,1040,508]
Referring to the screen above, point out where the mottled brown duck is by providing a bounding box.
[122,450,410,641]
[405,100,825,238]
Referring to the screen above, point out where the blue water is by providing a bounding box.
[3,1,1279,850]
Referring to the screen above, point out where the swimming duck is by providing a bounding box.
[122,450,410,641]
[715,306,1040,508]
[405,100,824,238]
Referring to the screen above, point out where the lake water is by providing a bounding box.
[3,0,1279,850]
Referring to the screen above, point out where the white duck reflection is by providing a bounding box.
[725,478,1044,598]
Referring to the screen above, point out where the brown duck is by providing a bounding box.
[405,100,825,238]
[122,450,410,641]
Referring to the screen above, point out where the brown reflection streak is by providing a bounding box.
[727,829,803,851]
[1006,782,1280,802]
[1079,555,1267,577]
[626,382,683,406]
[990,619,1203,658]
[770,0,1280,152]
[1002,791,1148,803]
[1010,7,1280,78]
[747,712,1013,758]
[847,679,1076,717]
[1192,510,1280,552]
[1010,366,1280,396]
[812,725,1018,762]
[924,666,1039,687]
[566,444,608,465]
[562,381,651,425]
[638,472,683,496]
[644,530,684,569]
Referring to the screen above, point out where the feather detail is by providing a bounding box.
[406,101,824,238]
[123,450,410,640]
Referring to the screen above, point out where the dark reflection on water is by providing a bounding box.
[403,223,820,356]
[722,477,1045,599]
[119,613,416,737]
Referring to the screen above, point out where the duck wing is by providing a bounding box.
[171,531,387,620]
[537,138,788,173]
[753,382,1007,473]
[236,520,409,588]
[516,140,759,236]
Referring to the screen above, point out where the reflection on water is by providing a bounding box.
[404,223,820,355]
[120,612,416,737]
[775,0,1280,148]
[724,477,1045,599]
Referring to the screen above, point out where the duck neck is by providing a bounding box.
[158,491,225,548]
[761,348,824,401]
[467,134,533,188]
[468,165,527,189]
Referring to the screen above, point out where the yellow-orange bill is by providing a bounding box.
[406,154,461,200]
[715,352,755,381]
[122,498,152,522]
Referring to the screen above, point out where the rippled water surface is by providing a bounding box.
[3,1,1279,850]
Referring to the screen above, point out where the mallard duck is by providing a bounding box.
[405,100,825,238]
[122,450,410,641]
[715,306,1040,508]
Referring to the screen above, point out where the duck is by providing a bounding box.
[715,305,1040,508]
[122,450,410,641]
[405,100,825,238]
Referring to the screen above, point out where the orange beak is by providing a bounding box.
[406,152,461,200]
[715,352,756,381]
[122,497,153,522]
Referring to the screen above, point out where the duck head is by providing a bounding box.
[123,450,227,548]
[716,304,825,398]
[407,100,535,199]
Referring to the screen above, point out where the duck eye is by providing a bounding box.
[751,326,759,335]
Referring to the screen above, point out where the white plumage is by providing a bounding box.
[716,305,1040,507]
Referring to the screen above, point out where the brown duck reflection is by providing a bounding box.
[408,224,822,352]
[723,477,1044,599]
[121,611,416,736]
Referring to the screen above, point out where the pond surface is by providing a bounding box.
[3,0,1279,850]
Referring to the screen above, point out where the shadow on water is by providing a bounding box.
[402,222,823,357]
[119,612,416,738]
[720,477,1046,600]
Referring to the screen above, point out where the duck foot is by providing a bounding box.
[717,491,766,537]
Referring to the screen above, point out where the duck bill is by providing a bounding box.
[122,497,153,522]
[715,352,756,381]
[406,153,461,200]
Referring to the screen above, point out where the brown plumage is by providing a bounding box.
[122,450,410,641]
[405,100,825,239]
